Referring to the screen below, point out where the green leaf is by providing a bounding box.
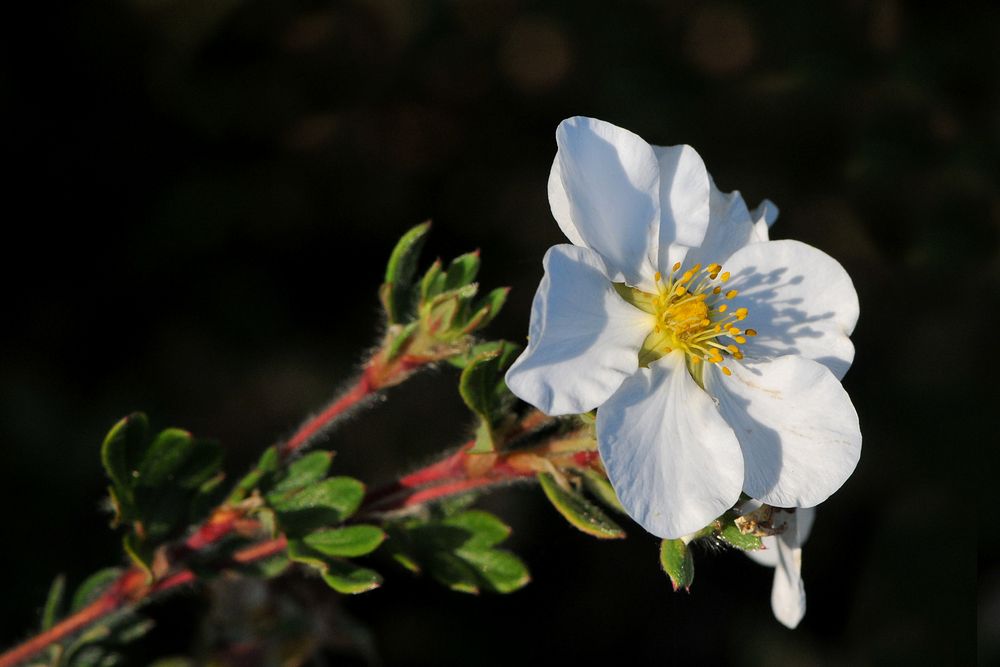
[441,511,511,550]
[458,341,521,454]
[189,472,227,522]
[660,538,694,592]
[457,548,530,594]
[228,445,280,503]
[419,258,445,300]
[123,534,154,577]
[382,222,431,323]
[287,540,382,594]
[467,286,510,332]
[100,413,150,499]
[444,251,481,291]
[171,439,223,490]
[71,569,121,613]
[136,428,195,487]
[385,321,419,361]
[41,574,66,631]
[319,560,382,594]
[271,477,365,535]
[303,525,387,558]
[427,551,481,594]
[267,451,333,496]
[717,523,763,551]
[240,553,292,579]
[537,473,625,539]
[580,468,625,513]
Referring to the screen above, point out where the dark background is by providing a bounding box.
[1,1,991,665]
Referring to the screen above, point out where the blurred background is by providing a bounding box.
[1,1,992,664]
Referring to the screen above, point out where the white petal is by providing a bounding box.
[652,145,711,272]
[745,506,815,568]
[505,244,651,416]
[596,351,743,539]
[683,177,757,268]
[706,356,861,508]
[551,117,660,287]
[721,239,860,379]
[772,511,807,628]
[751,198,780,227]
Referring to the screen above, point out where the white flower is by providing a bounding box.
[506,116,861,539]
[746,507,816,628]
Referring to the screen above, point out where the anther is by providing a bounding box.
[720,272,731,282]
[672,262,681,272]
[722,367,732,376]
[734,336,747,344]
[726,290,739,299]
[745,329,757,336]
[654,271,662,282]
[717,304,728,313]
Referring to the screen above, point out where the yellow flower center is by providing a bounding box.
[614,261,756,381]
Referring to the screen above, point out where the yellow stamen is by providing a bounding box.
[726,290,739,299]
[722,367,732,376]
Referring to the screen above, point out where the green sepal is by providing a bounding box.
[579,468,625,514]
[444,250,481,291]
[287,540,382,594]
[71,569,122,613]
[537,472,625,539]
[41,574,66,631]
[458,341,521,454]
[660,538,695,592]
[303,525,387,558]
[717,522,763,551]
[381,222,431,323]
[270,476,365,536]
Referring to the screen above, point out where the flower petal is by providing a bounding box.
[682,177,758,268]
[505,244,652,416]
[745,507,816,567]
[550,117,660,287]
[771,510,807,628]
[652,145,711,272]
[752,198,780,228]
[721,239,860,379]
[596,351,743,539]
[706,356,861,508]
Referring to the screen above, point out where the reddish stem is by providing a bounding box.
[0,536,289,667]
[280,370,375,457]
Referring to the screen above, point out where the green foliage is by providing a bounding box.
[302,526,386,557]
[660,539,695,592]
[386,509,529,594]
[268,476,365,537]
[32,571,150,667]
[378,224,510,360]
[457,340,522,453]
[537,472,625,539]
[380,221,431,324]
[286,539,382,594]
[100,414,224,571]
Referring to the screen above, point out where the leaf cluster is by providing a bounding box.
[100,413,225,573]
[31,570,151,667]
[385,508,529,595]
